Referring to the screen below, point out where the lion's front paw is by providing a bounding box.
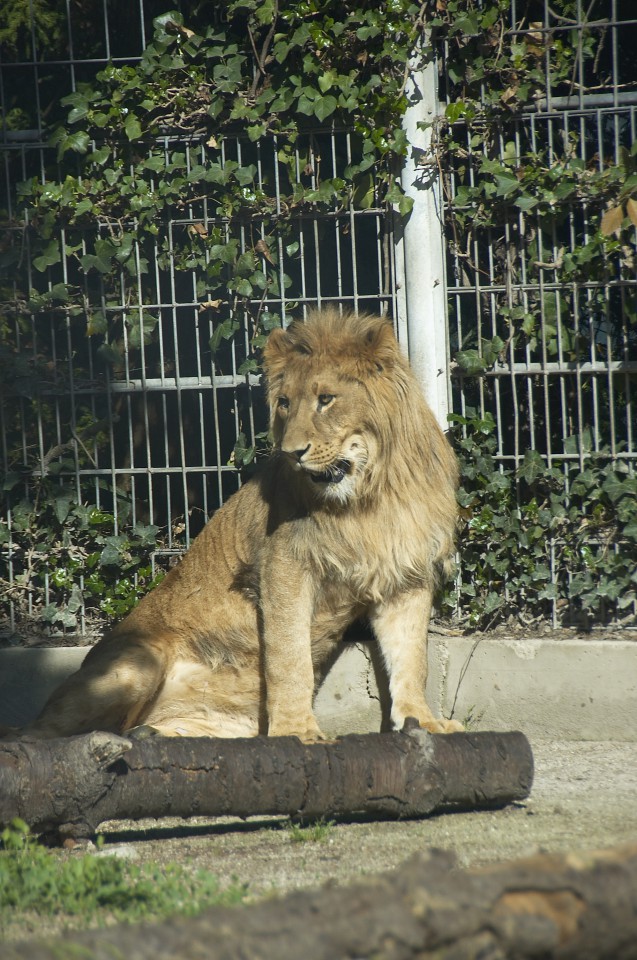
[400,713,465,735]
[419,716,464,734]
[269,717,327,742]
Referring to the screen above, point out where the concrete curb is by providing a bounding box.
[1,636,635,740]
[427,635,637,742]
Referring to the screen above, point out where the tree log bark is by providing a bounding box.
[0,724,533,838]
[5,843,637,959]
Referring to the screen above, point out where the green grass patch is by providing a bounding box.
[287,818,335,843]
[0,819,247,933]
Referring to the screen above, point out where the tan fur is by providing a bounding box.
[22,309,462,741]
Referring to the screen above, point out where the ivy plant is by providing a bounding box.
[1,1,423,639]
[443,411,637,628]
[426,0,636,626]
[9,2,420,374]
[1,0,636,635]
[0,472,163,639]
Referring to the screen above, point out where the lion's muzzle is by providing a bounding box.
[309,459,351,484]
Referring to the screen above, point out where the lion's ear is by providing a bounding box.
[361,320,399,374]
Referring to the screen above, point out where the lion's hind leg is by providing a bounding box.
[138,659,264,739]
[23,636,168,740]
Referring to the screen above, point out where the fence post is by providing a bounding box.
[395,48,449,430]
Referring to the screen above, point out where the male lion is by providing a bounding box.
[21,308,461,741]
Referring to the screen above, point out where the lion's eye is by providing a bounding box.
[277,396,289,410]
[317,394,335,409]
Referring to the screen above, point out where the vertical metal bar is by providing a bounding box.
[0,372,16,629]
[193,146,209,519]
[310,139,322,310]
[273,133,289,326]
[139,0,147,49]
[167,217,189,543]
[103,0,111,61]
[391,209,408,342]
[28,0,44,139]
[331,130,344,307]
[346,133,364,315]
[65,0,76,93]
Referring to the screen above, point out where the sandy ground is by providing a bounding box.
[94,738,637,893]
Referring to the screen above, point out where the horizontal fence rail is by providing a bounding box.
[1,0,635,638]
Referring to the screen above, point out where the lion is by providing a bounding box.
[19,308,462,741]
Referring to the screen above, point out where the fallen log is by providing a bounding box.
[0,723,533,839]
[5,843,637,960]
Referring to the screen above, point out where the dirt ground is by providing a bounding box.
[92,737,637,893]
[3,737,637,946]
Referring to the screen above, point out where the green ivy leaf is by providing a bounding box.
[455,349,487,375]
[231,432,256,468]
[74,197,94,217]
[133,523,159,546]
[99,537,125,566]
[493,173,519,197]
[234,278,253,297]
[517,450,545,485]
[514,195,538,211]
[238,357,260,375]
[124,114,143,140]
[80,253,112,274]
[209,319,240,354]
[314,96,337,122]
[32,242,61,272]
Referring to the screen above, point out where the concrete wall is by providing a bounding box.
[1,635,636,740]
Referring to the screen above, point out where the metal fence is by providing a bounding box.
[0,3,399,637]
[1,1,636,636]
[434,0,637,626]
[441,2,637,472]
[1,132,395,537]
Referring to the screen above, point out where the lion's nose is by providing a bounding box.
[285,443,311,463]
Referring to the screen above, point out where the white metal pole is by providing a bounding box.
[396,51,449,430]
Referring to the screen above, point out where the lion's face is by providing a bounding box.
[271,366,377,502]
[262,310,404,504]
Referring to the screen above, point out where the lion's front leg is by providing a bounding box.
[370,585,463,734]
[259,564,326,741]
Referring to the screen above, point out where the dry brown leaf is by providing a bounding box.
[600,204,625,236]
[164,18,195,39]
[626,197,637,228]
[198,299,223,312]
[188,223,208,238]
[254,239,275,264]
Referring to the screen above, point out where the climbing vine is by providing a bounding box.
[7,2,419,367]
[429,0,637,626]
[0,0,636,636]
[0,0,422,639]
